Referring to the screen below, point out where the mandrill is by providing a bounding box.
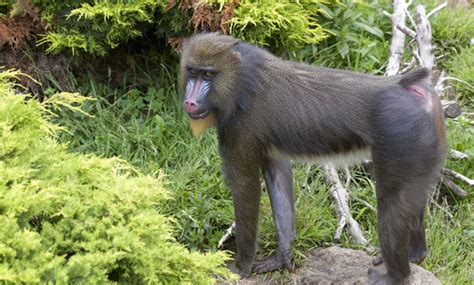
[179,33,446,284]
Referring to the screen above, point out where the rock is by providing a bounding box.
[232,246,440,285]
[296,246,440,285]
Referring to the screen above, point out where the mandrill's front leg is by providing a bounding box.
[225,161,262,278]
[253,158,295,273]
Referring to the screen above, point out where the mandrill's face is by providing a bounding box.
[179,34,242,133]
[181,65,217,120]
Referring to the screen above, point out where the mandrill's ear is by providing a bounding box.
[229,41,241,62]
[178,37,191,55]
[232,50,241,62]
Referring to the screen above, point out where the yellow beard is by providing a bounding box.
[189,112,217,136]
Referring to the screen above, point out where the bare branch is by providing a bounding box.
[435,70,448,95]
[409,43,423,66]
[323,165,368,245]
[405,7,417,27]
[400,58,416,74]
[443,76,474,89]
[217,222,236,249]
[414,5,435,71]
[430,197,454,219]
[443,176,468,198]
[382,10,392,18]
[450,149,469,160]
[464,112,474,119]
[444,168,474,187]
[386,0,409,76]
[343,167,352,190]
[427,1,448,18]
[396,24,417,38]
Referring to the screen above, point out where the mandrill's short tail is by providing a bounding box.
[398,68,431,88]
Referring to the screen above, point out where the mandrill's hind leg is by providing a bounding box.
[369,149,437,284]
[372,210,428,266]
[408,210,428,264]
[253,158,296,273]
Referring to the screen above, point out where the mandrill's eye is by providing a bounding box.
[188,68,198,76]
[203,70,216,80]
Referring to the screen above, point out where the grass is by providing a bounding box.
[54,74,235,250]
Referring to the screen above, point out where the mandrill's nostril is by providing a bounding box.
[183,100,199,114]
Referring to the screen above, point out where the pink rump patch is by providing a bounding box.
[407,85,428,98]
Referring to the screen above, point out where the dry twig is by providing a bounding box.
[450,149,469,160]
[427,1,448,18]
[217,222,236,249]
[323,165,368,245]
[444,169,474,187]
[385,0,410,76]
[443,177,468,198]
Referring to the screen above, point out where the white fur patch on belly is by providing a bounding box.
[269,146,371,167]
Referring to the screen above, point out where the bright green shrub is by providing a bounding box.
[229,0,327,53]
[0,70,234,284]
[37,0,167,56]
[2,0,329,56]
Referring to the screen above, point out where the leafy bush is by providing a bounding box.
[229,0,327,53]
[1,0,330,56]
[296,0,390,73]
[37,0,167,55]
[0,70,234,284]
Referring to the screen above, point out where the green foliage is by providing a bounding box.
[29,0,91,20]
[38,29,108,56]
[430,6,474,59]
[296,0,390,73]
[2,0,471,283]
[0,71,234,284]
[0,0,332,56]
[52,72,235,250]
[424,201,473,284]
[416,2,473,106]
[447,116,474,181]
[0,0,14,15]
[445,46,474,105]
[229,0,328,53]
[37,0,167,56]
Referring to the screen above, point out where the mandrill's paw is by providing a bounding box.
[372,249,428,266]
[252,251,295,274]
[372,255,384,266]
[368,268,408,285]
[368,268,394,285]
[229,261,253,278]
